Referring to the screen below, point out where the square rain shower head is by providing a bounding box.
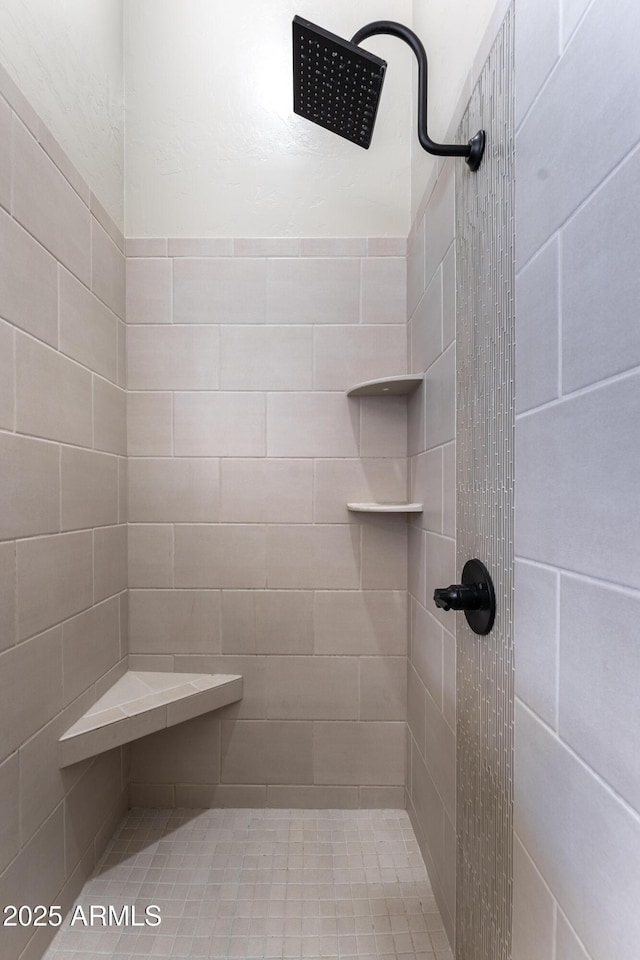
[292,16,387,149]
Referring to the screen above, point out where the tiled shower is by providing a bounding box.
[1,0,639,959]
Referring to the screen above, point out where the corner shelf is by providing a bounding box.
[347,502,423,513]
[346,374,423,397]
[59,671,242,767]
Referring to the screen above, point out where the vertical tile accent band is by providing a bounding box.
[455,6,515,959]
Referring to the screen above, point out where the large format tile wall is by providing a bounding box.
[405,163,458,944]
[125,237,410,808]
[0,64,128,960]
[513,0,640,959]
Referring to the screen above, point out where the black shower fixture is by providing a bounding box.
[292,16,485,171]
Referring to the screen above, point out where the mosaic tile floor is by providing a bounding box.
[44,808,453,960]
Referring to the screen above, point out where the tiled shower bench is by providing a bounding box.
[59,671,242,767]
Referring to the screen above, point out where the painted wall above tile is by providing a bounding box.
[0,0,124,230]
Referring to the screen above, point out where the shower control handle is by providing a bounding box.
[433,559,496,636]
[433,583,485,612]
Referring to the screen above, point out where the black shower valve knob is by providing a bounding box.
[433,583,485,612]
[433,558,496,636]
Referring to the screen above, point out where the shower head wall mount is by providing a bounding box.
[292,16,485,171]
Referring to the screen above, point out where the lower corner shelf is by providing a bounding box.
[59,670,242,768]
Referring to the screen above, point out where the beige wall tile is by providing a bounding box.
[267,784,359,808]
[0,97,10,212]
[221,720,313,784]
[410,739,444,877]
[0,626,63,760]
[127,392,173,456]
[117,320,126,389]
[126,258,172,324]
[410,268,442,376]
[174,257,266,324]
[314,458,407,523]
[0,207,58,347]
[0,542,16,652]
[62,598,120,705]
[359,785,406,808]
[314,721,405,785]
[128,589,221,654]
[168,238,232,257]
[411,598,444,709]
[301,238,366,257]
[266,258,360,323]
[408,525,427,609]
[59,267,118,382]
[36,123,88,204]
[221,326,312,390]
[91,220,125,319]
[256,591,314,655]
[128,524,173,588]
[361,518,408,589]
[129,458,220,522]
[412,448,443,533]
[93,379,126,455]
[313,325,406,391]
[61,448,118,531]
[130,714,220,784]
[408,664,426,758]
[367,238,407,257]
[65,749,122,873]
[424,532,456,630]
[0,753,20,871]
[175,783,267,807]
[314,591,407,656]
[0,806,65,959]
[16,333,92,446]
[266,525,359,589]
[361,257,407,324]
[265,656,359,720]
[360,657,406,720]
[175,524,266,588]
[174,392,266,456]
[90,193,123,252]
[128,654,174,671]
[220,590,315,656]
[408,379,426,456]
[129,782,174,807]
[513,836,555,960]
[17,533,93,641]
[173,654,265,719]
[94,525,127,602]
[12,119,90,284]
[0,433,59,540]
[220,590,257,654]
[220,459,312,523]
[0,320,14,429]
[126,238,168,257]
[118,456,128,523]
[359,396,408,458]
[425,689,456,824]
[235,238,302,257]
[267,393,359,458]
[127,325,220,390]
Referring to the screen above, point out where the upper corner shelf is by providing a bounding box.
[346,375,424,397]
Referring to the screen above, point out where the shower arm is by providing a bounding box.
[350,21,485,171]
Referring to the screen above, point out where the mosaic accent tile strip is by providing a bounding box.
[43,808,454,960]
[455,6,515,960]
